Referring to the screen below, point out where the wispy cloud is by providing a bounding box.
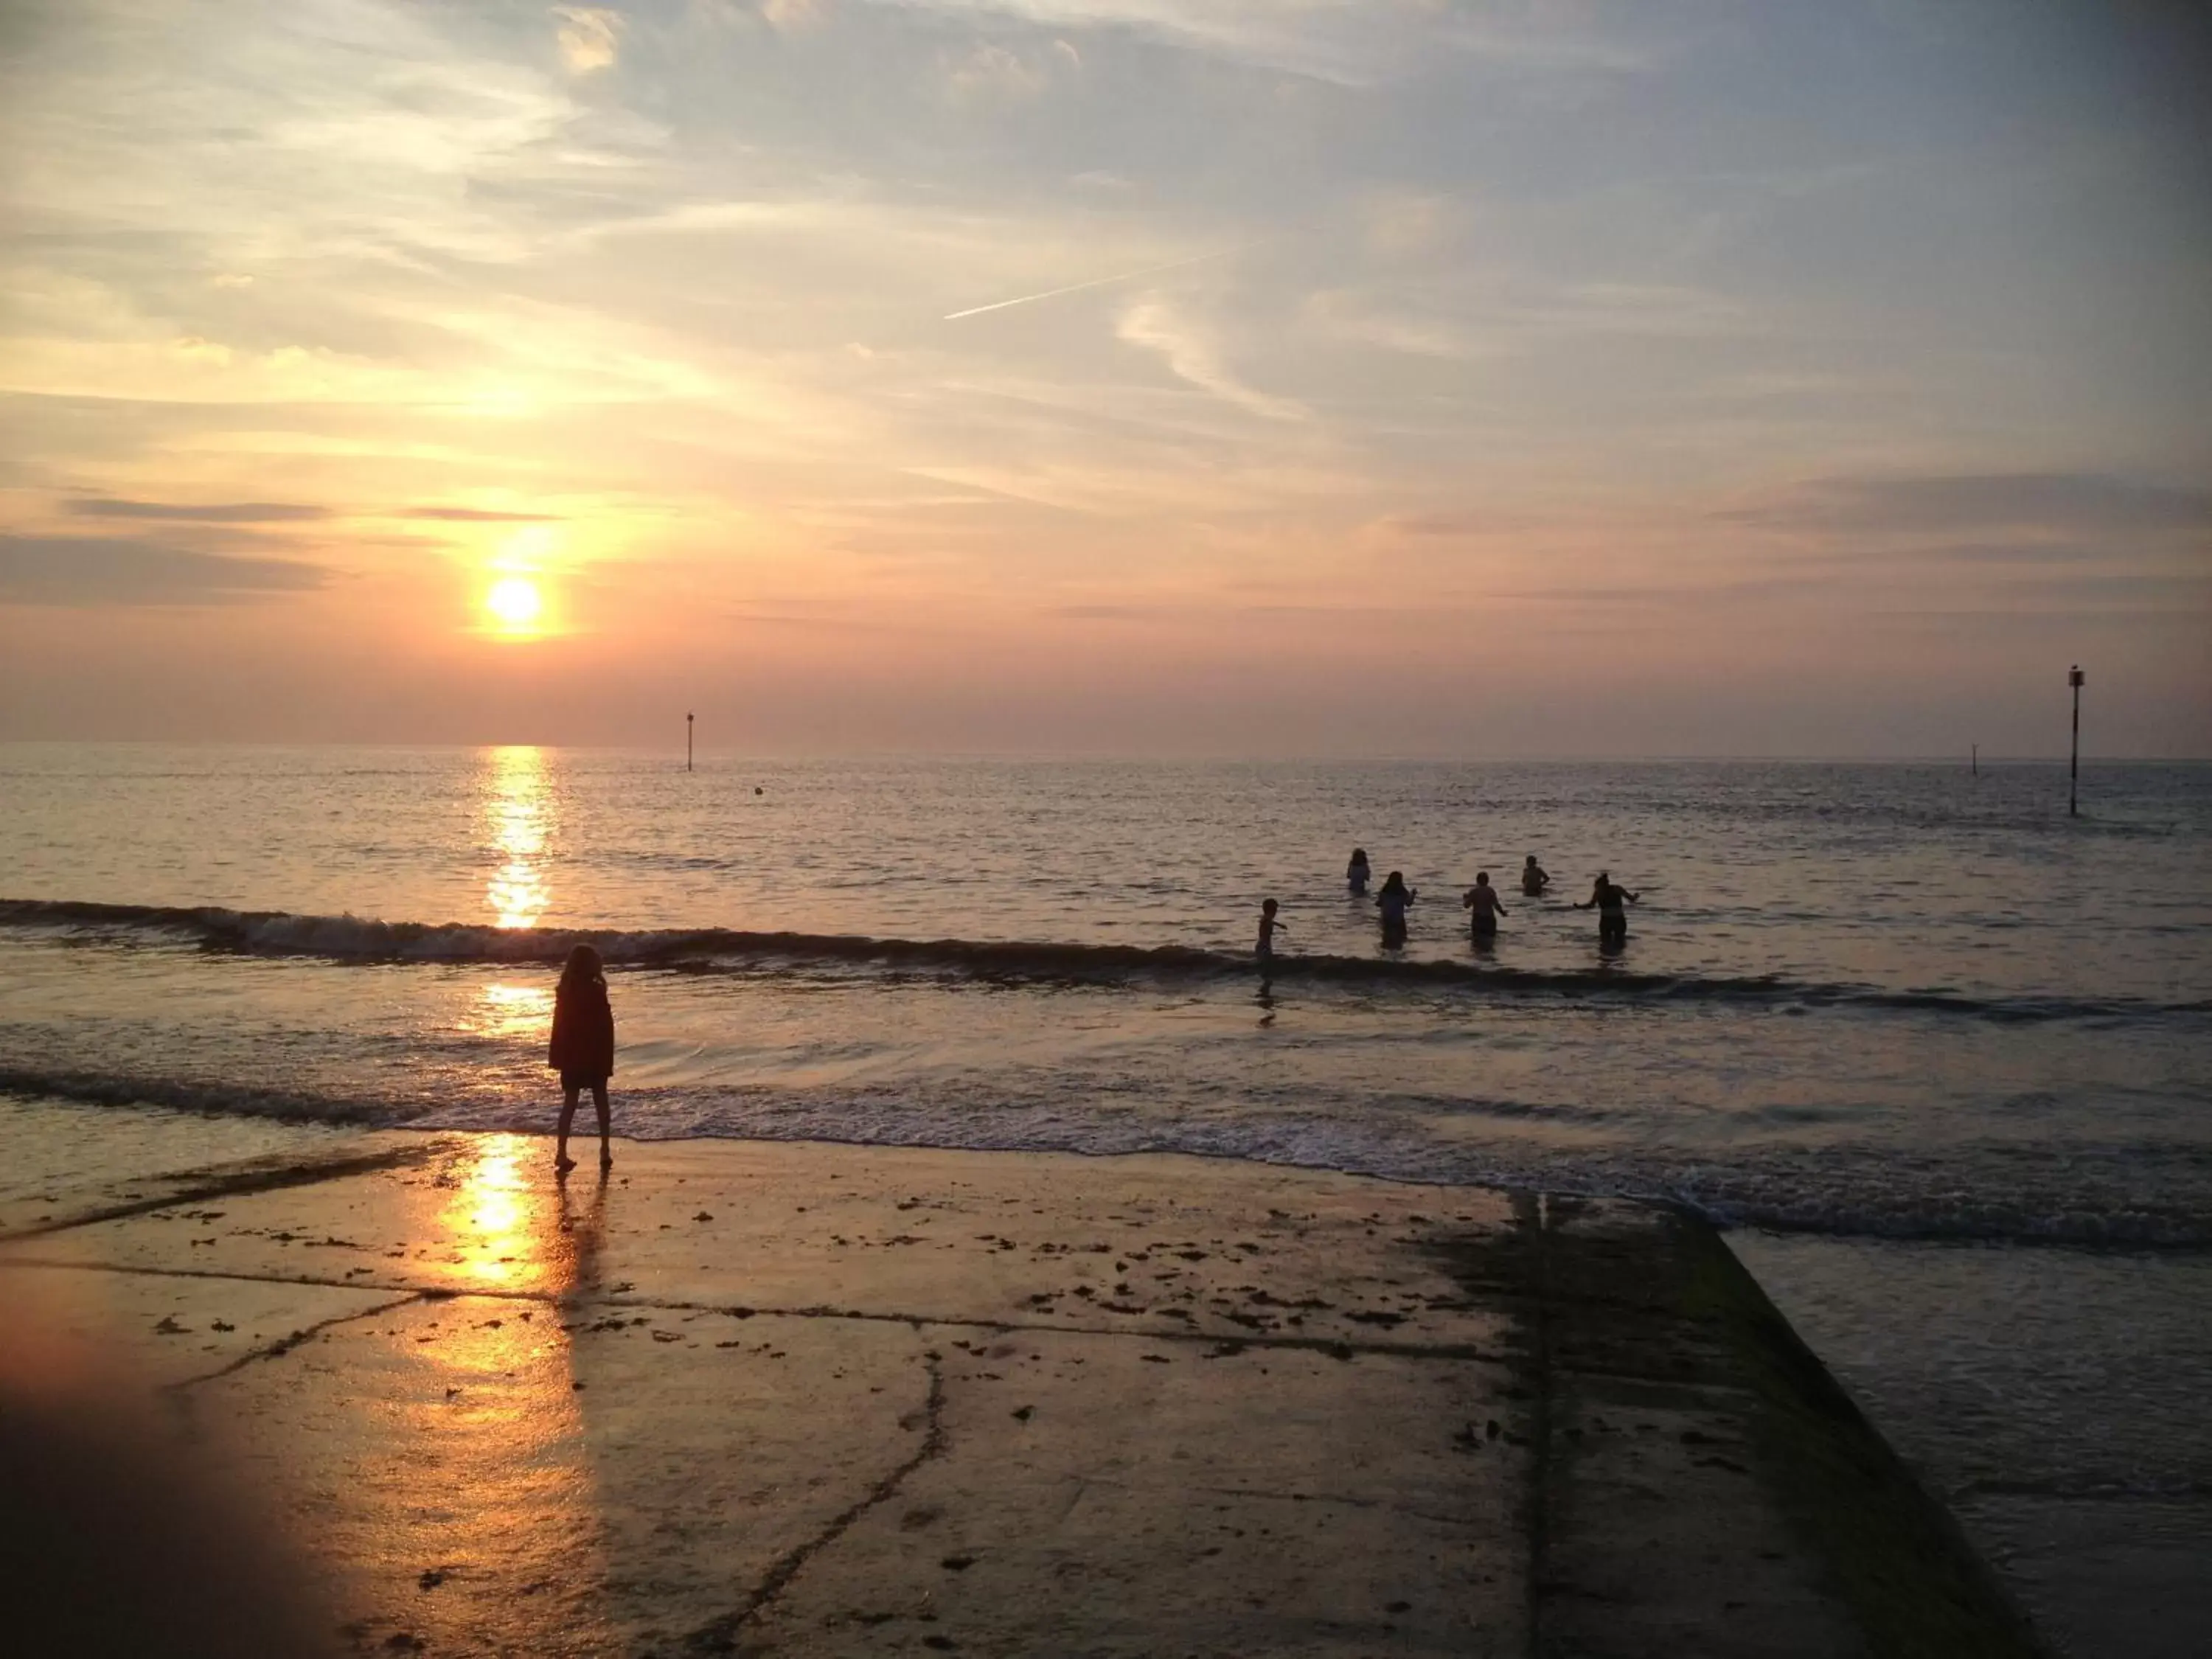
[400,506,565,522]
[63,498,330,522]
[554,7,622,75]
[1042,602,1166,620]
[1117,296,1304,422]
[0,535,331,605]
[941,36,1081,105]
[1301,291,1482,361]
[759,0,826,30]
[1721,472,2212,535]
[1367,509,1530,540]
[888,1,1660,84]
[66,498,332,523]
[945,245,1242,321]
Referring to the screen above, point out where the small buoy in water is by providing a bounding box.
[755,786,763,795]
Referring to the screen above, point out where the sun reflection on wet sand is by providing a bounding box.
[371,1135,613,1648]
[434,1133,566,1293]
[482,745,552,929]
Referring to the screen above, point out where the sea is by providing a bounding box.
[2,745,2207,1655]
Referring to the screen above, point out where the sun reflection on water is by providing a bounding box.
[482,746,552,929]
[466,981,554,1040]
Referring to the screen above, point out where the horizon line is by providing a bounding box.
[0,740,2202,766]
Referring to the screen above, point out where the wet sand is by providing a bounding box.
[0,1098,2038,1658]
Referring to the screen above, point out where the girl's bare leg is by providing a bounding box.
[591,1084,612,1167]
[556,1086,580,1172]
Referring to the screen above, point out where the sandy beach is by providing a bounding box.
[1,1096,2038,1658]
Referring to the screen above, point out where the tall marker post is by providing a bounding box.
[2067,666,2084,816]
[687,712,695,773]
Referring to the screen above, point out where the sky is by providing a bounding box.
[1,0,2207,757]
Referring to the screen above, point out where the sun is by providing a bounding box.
[484,576,543,635]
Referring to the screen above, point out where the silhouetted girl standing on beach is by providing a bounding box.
[549,943,616,1175]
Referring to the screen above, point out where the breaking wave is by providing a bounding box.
[4,897,2204,1023]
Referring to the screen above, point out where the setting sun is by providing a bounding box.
[484,576,543,636]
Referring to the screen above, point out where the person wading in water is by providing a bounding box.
[1346,848,1371,896]
[1575,872,1640,948]
[1375,870,1417,948]
[1463,871,1509,946]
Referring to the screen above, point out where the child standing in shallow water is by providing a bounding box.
[549,943,616,1174]
[1256,897,1285,970]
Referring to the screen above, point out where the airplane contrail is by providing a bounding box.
[943,246,1245,321]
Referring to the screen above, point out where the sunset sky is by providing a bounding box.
[1,0,2206,756]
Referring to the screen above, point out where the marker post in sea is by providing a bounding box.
[687,712,695,773]
[2068,666,2084,816]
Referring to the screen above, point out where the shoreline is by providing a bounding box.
[10,1085,2210,1256]
[2,1098,2044,1657]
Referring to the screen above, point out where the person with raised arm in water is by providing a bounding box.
[1520,855,1551,897]
[549,942,616,1174]
[1375,870,1416,948]
[1575,871,1640,947]
[1256,897,1285,975]
[1462,871,1509,945]
[1346,848,1371,896]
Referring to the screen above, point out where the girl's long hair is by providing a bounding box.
[559,943,605,990]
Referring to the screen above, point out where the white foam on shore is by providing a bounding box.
[9,1069,2204,1248]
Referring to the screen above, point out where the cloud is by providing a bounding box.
[554,7,621,75]
[1043,602,1164,620]
[942,38,1080,105]
[1720,472,2212,536]
[1867,541,2113,566]
[1117,296,1304,422]
[888,1,1656,85]
[1361,192,1456,260]
[1368,509,1529,540]
[0,536,331,605]
[759,0,826,29]
[945,245,1242,321]
[1301,291,1481,361]
[1494,576,1829,605]
[66,498,331,523]
[1507,282,1755,343]
[400,507,565,522]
